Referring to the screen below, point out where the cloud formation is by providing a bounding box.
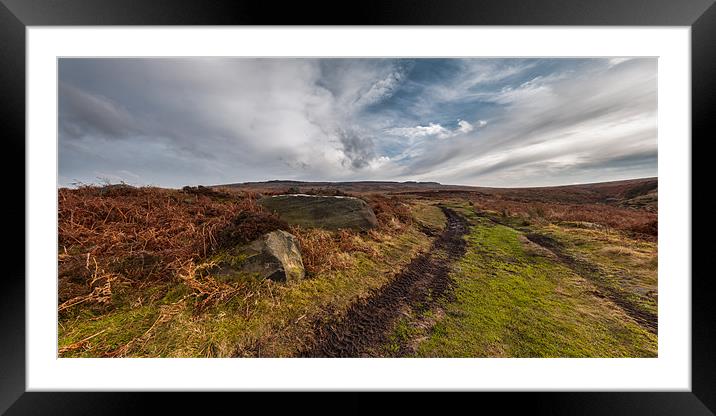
[59,58,657,188]
[386,118,485,140]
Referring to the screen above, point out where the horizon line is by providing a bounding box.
[56,176,658,191]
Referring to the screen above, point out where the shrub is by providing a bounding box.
[471,197,657,238]
[182,185,232,199]
[57,185,259,311]
[304,188,350,197]
[216,211,289,248]
[364,194,413,232]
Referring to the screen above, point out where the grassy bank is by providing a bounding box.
[411,204,657,357]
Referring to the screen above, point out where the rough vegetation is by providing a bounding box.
[58,185,247,314]
[58,183,421,357]
[216,211,289,248]
[470,198,657,239]
[58,178,658,358]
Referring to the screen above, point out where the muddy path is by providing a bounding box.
[299,207,469,357]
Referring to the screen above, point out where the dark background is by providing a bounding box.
[1,0,713,414]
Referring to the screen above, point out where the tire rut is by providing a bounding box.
[475,210,657,334]
[524,232,658,334]
[299,207,469,357]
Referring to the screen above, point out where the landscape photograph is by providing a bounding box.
[58,57,657,358]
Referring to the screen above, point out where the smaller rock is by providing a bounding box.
[224,230,305,283]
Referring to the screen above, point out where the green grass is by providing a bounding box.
[415,210,657,358]
[59,305,158,357]
[410,202,447,231]
[538,223,658,318]
[383,318,417,355]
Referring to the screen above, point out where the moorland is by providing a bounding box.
[58,177,657,357]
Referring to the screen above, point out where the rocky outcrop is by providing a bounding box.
[258,195,378,231]
[221,230,305,283]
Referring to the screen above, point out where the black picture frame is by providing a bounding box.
[2,0,713,414]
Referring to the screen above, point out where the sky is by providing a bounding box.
[58,58,657,188]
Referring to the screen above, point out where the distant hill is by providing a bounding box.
[214,177,657,211]
[216,180,449,194]
[474,177,658,208]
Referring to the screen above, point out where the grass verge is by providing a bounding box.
[414,205,657,357]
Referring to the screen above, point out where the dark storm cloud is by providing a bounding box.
[58,58,657,188]
[336,129,377,169]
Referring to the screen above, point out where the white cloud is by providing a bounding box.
[457,120,474,134]
[387,123,452,139]
[367,155,392,170]
[387,118,485,141]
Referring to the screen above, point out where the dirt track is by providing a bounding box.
[300,207,469,357]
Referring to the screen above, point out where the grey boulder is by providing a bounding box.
[258,194,378,231]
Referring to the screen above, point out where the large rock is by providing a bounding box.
[228,230,305,283]
[258,194,378,231]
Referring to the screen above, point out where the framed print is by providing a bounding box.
[3,0,714,414]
